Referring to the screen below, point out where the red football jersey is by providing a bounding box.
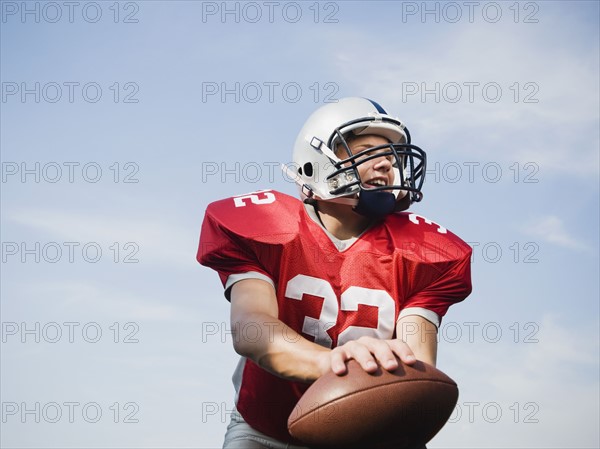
[198,189,472,443]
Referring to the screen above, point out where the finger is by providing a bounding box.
[388,339,417,365]
[355,338,399,371]
[371,343,400,371]
[329,349,348,375]
[342,341,379,373]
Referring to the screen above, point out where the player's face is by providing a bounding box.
[337,135,395,189]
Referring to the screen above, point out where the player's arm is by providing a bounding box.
[396,314,438,366]
[231,278,425,380]
[230,278,331,383]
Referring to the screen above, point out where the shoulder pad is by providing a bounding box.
[205,190,304,240]
[386,212,472,263]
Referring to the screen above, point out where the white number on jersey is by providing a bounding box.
[233,190,276,208]
[284,274,395,348]
[408,213,447,234]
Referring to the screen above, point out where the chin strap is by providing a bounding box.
[353,189,396,218]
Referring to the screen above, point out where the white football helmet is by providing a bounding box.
[284,97,426,217]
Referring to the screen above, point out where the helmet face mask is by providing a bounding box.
[289,97,427,216]
[327,136,426,204]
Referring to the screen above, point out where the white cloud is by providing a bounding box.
[326,10,599,177]
[6,208,197,270]
[16,279,199,323]
[523,215,588,251]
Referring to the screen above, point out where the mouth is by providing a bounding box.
[362,178,389,189]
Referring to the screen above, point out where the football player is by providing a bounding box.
[198,97,472,448]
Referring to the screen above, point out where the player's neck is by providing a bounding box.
[314,200,376,240]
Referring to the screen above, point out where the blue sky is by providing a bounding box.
[1,1,598,447]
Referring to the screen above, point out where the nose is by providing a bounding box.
[372,154,392,172]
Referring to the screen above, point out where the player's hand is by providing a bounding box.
[322,336,417,376]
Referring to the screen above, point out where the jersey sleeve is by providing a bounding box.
[197,202,273,299]
[402,246,472,324]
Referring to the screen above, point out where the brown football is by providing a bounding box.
[287,359,458,449]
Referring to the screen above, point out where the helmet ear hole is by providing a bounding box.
[303,163,314,177]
